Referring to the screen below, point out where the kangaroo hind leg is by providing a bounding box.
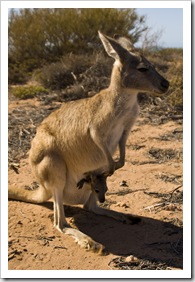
[35,152,69,232]
[33,153,106,253]
[63,227,106,254]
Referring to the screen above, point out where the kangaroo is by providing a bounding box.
[77,171,108,204]
[8,31,169,253]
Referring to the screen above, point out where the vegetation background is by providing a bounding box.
[8,8,183,110]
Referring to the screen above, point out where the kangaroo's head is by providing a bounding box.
[90,173,108,203]
[98,31,169,95]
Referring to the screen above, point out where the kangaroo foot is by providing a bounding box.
[63,227,107,255]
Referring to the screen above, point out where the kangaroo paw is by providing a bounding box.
[63,227,107,255]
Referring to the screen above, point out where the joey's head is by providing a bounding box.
[98,31,169,95]
[90,173,108,203]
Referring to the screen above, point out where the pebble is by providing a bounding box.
[125,255,139,263]
[119,180,128,187]
[154,97,162,105]
[8,238,14,244]
[115,202,129,208]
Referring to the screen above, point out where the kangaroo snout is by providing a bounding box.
[98,195,106,203]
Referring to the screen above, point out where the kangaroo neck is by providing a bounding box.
[108,63,139,105]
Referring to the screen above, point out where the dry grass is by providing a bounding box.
[9,48,183,112]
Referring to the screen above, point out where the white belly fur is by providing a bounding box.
[107,91,139,154]
[108,122,124,154]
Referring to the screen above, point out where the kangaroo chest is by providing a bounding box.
[108,98,139,153]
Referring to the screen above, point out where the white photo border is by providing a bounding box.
[1,1,191,279]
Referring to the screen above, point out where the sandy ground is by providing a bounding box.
[8,97,183,272]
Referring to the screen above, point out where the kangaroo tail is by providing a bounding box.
[8,184,51,204]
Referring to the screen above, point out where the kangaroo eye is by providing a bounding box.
[138,67,148,72]
[137,63,148,72]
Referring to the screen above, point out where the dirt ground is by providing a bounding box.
[8,94,183,271]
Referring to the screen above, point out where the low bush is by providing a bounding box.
[38,52,112,92]
[8,63,29,84]
[39,62,75,90]
[11,85,49,99]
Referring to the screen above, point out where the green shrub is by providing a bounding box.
[9,8,147,73]
[11,85,49,99]
[8,63,29,84]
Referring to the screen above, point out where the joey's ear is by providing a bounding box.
[98,31,129,62]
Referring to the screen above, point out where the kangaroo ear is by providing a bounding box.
[98,31,129,62]
[114,34,135,52]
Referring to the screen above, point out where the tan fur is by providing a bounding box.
[9,31,169,253]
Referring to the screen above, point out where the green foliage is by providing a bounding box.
[8,62,29,84]
[8,8,147,83]
[11,85,49,99]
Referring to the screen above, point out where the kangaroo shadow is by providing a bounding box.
[41,202,183,269]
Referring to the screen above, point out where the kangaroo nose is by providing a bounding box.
[99,195,105,203]
[161,79,169,90]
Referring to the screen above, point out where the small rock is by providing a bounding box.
[154,97,162,105]
[125,255,139,263]
[119,180,128,187]
[18,257,23,261]
[8,238,14,245]
[17,220,23,225]
[116,202,129,208]
[121,203,129,208]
